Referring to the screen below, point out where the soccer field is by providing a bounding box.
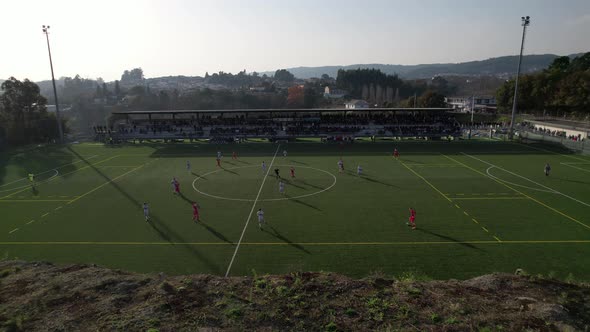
[1,140,590,280]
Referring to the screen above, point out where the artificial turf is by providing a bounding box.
[1,140,589,280]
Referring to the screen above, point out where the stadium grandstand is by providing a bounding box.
[101,108,461,143]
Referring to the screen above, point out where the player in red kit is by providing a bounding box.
[174,180,181,195]
[192,202,200,222]
[232,151,237,160]
[290,166,295,178]
[407,207,416,230]
[393,148,399,159]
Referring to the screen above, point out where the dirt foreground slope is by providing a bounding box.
[0,261,589,331]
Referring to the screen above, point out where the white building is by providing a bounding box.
[324,86,347,99]
[344,100,370,109]
[445,96,496,112]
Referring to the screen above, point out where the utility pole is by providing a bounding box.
[471,96,475,125]
[42,25,64,143]
[508,16,531,139]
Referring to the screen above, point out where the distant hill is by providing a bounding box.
[265,53,585,79]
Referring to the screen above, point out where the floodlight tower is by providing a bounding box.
[42,25,64,143]
[508,16,531,139]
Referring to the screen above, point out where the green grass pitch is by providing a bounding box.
[1,140,590,280]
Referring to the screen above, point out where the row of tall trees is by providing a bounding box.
[496,52,590,117]
[0,77,63,145]
[336,68,451,107]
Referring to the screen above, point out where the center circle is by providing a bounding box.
[191,164,337,202]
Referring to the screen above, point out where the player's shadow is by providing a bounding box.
[399,159,420,164]
[191,172,207,179]
[288,196,322,211]
[359,175,399,188]
[236,159,250,164]
[289,160,307,165]
[553,177,590,185]
[198,221,234,245]
[66,147,222,273]
[224,161,237,166]
[178,192,194,204]
[297,179,323,190]
[416,228,483,251]
[265,225,311,255]
[148,215,222,273]
[283,179,305,190]
[222,168,239,175]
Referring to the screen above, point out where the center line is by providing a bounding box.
[225,144,280,277]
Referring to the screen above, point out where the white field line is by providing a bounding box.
[0,169,59,193]
[486,167,555,193]
[560,163,590,173]
[0,155,98,188]
[191,164,336,202]
[0,155,117,200]
[225,144,280,277]
[515,142,590,163]
[464,153,590,208]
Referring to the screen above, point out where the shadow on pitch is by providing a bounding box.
[66,147,222,273]
[198,221,234,245]
[222,167,239,175]
[553,177,590,185]
[191,171,207,179]
[265,225,311,255]
[148,215,222,273]
[283,178,305,189]
[287,195,322,211]
[359,175,399,188]
[289,160,307,165]
[416,228,483,251]
[178,192,195,204]
[297,179,323,190]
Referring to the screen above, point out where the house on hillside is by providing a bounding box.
[324,86,347,99]
[344,100,369,109]
[445,96,496,113]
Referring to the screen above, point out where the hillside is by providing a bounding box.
[266,53,585,79]
[0,261,588,331]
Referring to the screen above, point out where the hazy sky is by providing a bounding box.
[3,0,589,82]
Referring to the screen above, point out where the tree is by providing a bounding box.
[494,52,590,116]
[274,69,295,82]
[121,68,144,83]
[547,56,570,74]
[114,80,121,98]
[0,77,61,144]
[417,90,446,108]
[287,85,304,107]
[102,83,109,97]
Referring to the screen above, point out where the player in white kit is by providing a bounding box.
[279,180,285,194]
[143,202,150,222]
[257,208,265,230]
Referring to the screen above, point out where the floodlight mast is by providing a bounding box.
[508,16,531,140]
[42,25,64,143]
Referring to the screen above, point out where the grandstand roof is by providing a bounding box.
[112,108,454,115]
